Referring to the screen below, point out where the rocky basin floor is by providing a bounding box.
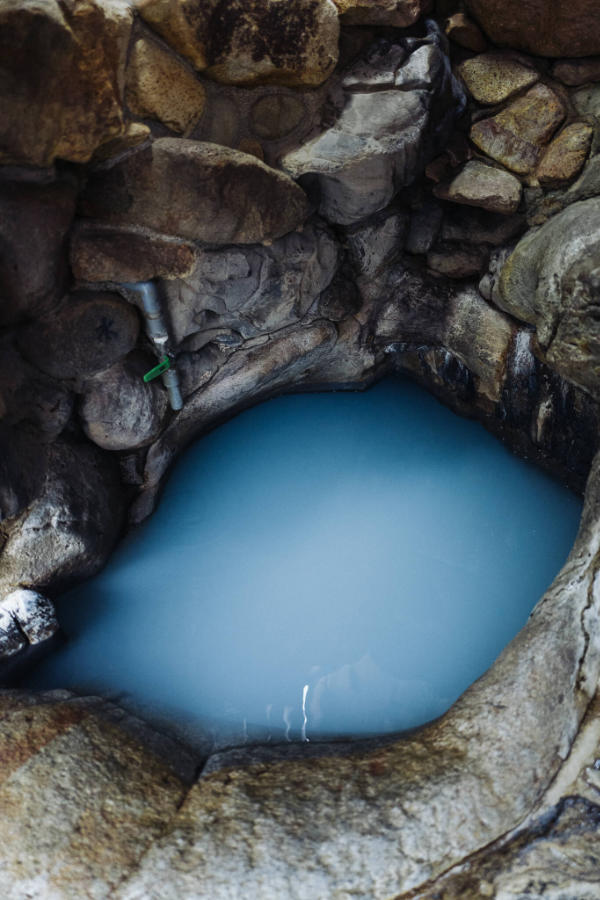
[2,0,600,896]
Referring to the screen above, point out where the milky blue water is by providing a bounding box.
[24,378,582,751]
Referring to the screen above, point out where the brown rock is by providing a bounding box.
[440,207,525,246]
[0,0,133,167]
[537,122,593,187]
[70,223,199,283]
[126,37,206,135]
[0,178,76,325]
[427,244,489,279]
[333,0,431,26]
[250,94,306,141]
[137,0,339,87]
[553,57,600,86]
[237,138,264,161]
[79,353,168,451]
[80,138,310,244]
[444,13,487,53]
[434,160,523,215]
[93,122,152,162]
[465,0,600,58]
[457,52,539,105]
[18,291,140,380]
[470,84,566,175]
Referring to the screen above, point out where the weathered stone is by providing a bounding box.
[18,291,140,380]
[126,37,206,135]
[0,178,76,325]
[137,0,339,87]
[1,589,57,646]
[283,30,465,224]
[444,13,487,52]
[434,160,522,215]
[79,353,168,451]
[0,338,73,439]
[346,209,409,275]
[80,138,310,244]
[494,197,600,397]
[163,220,339,343]
[427,244,489,279]
[457,52,539,105]
[0,439,125,596]
[553,57,600,86]
[250,94,306,141]
[333,0,430,26]
[0,692,186,897]
[177,344,224,398]
[572,83,600,122]
[92,122,151,162]
[465,0,600,58]
[537,122,593,187]
[0,0,133,167]
[470,84,566,175]
[70,223,198,283]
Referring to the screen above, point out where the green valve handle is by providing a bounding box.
[143,356,170,382]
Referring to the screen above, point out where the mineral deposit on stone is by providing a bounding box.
[457,52,539,105]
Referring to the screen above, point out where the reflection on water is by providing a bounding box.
[23,378,582,752]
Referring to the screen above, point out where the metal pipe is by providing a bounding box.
[122,280,183,411]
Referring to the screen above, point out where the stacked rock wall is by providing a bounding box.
[2,0,600,897]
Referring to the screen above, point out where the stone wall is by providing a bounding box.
[2,0,600,896]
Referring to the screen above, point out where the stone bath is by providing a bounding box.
[2,0,600,896]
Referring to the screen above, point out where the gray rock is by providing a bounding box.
[406,200,443,255]
[80,138,310,244]
[433,160,523,215]
[346,208,409,276]
[163,219,339,344]
[0,337,73,439]
[282,28,465,224]
[1,589,57,646]
[17,290,140,380]
[494,197,600,397]
[79,353,169,451]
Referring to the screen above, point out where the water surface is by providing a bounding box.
[24,378,582,751]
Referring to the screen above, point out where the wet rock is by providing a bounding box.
[126,37,206,135]
[0,589,57,647]
[457,51,539,105]
[70,223,198,283]
[0,0,133,166]
[427,244,489,279]
[282,29,465,224]
[444,13,487,53]
[536,122,593,187]
[433,160,522,215]
[163,220,339,343]
[0,439,125,597]
[333,0,431,26]
[494,197,600,397]
[0,691,186,897]
[464,0,600,58]
[137,0,339,87]
[18,291,140,381]
[79,353,169,451]
[80,138,310,244]
[470,84,566,175]
[0,179,76,326]
[249,94,306,141]
[553,57,600,87]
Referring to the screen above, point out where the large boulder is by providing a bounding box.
[464,0,600,58]
[136,0,339,87]
[493,197,600,398]
[0,0,133,167]
[163,219,340,343]
[80,139,310,244]
[282,27,465,224]
[0,178,76,326]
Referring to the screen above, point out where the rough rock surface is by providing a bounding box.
[18,291,140,381]
[79,353,169,451]
[137,0,339,87]
[80,138,310,243]
[283,28,465,224]
[536,122,593,187]
[434,160,522,215]
[494,197,600,397]
[457,51,539,105]
[334,0,431,26]
[0,0,133,166]
[0,590,57,649]
[465,0,600,58]
[444,12,487,52]
[470,83,566,175]
[125,37,206,135]
[553,57,600,87]
[0,338,73,440]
